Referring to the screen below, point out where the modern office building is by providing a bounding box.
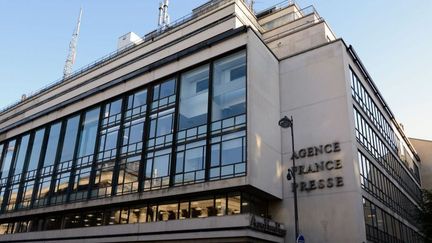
[0,0,425,242]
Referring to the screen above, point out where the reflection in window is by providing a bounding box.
[1,140,16,208]
[15,131,42,208]
[42,123,61,168]
[26,129,45,173]
[175,140,206,185]
[5,135,30,211]
[60,116,80,164]
[152,79,176,111]
[148,108,174,149]
[13,135,30,177]
[210,131,246,180]
[178,65,209,130]
[77,108,100,158]
[116,156,140,195]
[1,140,17,179]
[144,149,171,191]
[212,51,246,122]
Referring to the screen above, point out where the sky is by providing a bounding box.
[0,0,431,140]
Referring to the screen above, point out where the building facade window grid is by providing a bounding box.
[363,197,423,243]
[0,49,247,214]
[350,68,420,184]
[353,107,422,204]
[0,191,263,235]
[358,151,421,228]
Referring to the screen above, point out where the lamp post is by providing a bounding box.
[278,115,299,242]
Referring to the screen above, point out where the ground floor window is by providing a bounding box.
[0,191,267,235]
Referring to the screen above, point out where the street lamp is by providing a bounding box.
[278,115,299,242]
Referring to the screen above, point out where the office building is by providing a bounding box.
[0,0,424,242]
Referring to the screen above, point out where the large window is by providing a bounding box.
[71,108,100,202]
[4,135,30,211]
[358,151,421,228]
[0,191,264,235]
[91,100,122,199]
[363,198,423,243]
[18,128,45,209]
[34,122,61,207]
[51,116,80,205]
[178,65,209,131]
[212,51,246,122]
[0,50,248,211]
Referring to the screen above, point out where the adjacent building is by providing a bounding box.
[0,0,425,242]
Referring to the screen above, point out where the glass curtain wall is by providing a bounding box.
[90,100,122,199]
[210,51,246,180]
[0,50,247,211]
[34,123,61,207]
[18,129,45,209]
[116,89,147,195]
[144,78,176,191]
[4,135,30,211]
[175,65,209,185]
[51,116,80,205]
[70,108,100,202]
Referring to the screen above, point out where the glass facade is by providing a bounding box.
[0,191,264,235]
[350,69,420,183]
[351,68,424,242]
[363,198,423,243]
[0,50,247,214]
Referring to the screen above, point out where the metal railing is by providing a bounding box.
[0,0,235,115]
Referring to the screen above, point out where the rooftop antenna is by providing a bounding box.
[249,0,255,11]
[158,2,164,27]
[158,0,170,29]
[63,8,83,79]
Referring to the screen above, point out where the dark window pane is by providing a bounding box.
[14,135,30,176]
[78,108,100,157]
[60,116,80,162]
[160,79,175,99]
[43,123,62,167]
[27,129,45,172]
[1,140,16,178]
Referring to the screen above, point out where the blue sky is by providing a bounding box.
[0,0,431,140]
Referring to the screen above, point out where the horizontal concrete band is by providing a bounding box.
[0,214,284,243]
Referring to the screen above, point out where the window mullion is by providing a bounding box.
[86,107,105,200]
[65,113,85,203]
[204,60,214,181]
[111,96,129,196]
[46,120,67,206]
[14,132,35,211]
[138,87,154,192]
[169,75,181,187]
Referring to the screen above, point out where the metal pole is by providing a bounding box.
[291,116,299,241]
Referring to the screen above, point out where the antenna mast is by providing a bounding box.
[63,8,83,79]
[158,0,170,29]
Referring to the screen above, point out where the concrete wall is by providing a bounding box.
[246,29,282,199]
[272,40,366,243]
[410,138,432,189]
[266,21,333,59]
[0,214,284,243]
